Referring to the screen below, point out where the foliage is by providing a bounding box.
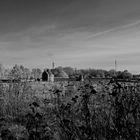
[52,67,69,78]
[0,79,140,139]
[31,68,42,80]
[117,70,133,79]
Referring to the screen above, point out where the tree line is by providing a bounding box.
[0,64,136,80]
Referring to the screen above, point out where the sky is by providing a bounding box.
[0,0,140,73]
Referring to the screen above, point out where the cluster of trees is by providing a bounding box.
[52,67,133,80]
[78,69,133,79]
[0,65,73,80]
[0,64,42,80]
[0,64,134,80]
[51,67,69,78]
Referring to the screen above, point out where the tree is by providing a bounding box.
[9,64,22,80]
[31,68,42,80]
[23,68,31,80]
[63,67,75,76]
[122,70,133,79]
[109,69,116,77]
[52,67,69,78]
[0,63,4,79]
[117,70,133,79]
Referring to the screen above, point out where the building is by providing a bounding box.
[42,69,54,82]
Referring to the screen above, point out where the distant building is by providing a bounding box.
[42,69,54,82]
[49,73,54,82]
[76,74,84,81]
[42,70,49,81]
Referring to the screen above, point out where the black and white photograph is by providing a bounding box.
[0,0,140,139]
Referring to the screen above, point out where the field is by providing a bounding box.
[0,79,140,140]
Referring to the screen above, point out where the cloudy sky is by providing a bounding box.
[0,0,140,73]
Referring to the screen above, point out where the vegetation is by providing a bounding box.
[0,64,135,80]
[0,78,140,139]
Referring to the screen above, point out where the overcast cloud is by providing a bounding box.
[0,0,140,73]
